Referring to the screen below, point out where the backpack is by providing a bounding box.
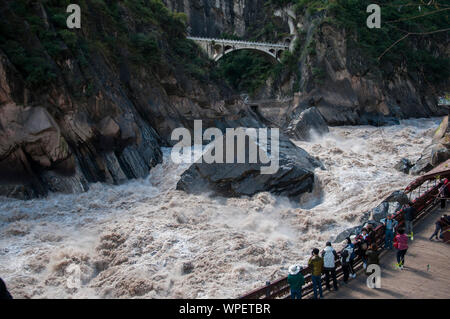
[393,236,399,249]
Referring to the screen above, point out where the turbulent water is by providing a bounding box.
[0,118,440,298]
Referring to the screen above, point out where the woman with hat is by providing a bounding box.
[287,265,305,299]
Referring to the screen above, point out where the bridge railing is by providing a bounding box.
[186,36,289,48]
[239,176,444,299]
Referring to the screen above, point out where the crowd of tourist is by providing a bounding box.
[287,192,449,299]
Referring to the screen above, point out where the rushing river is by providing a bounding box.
[0,118,440,298]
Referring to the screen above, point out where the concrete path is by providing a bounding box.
[327,207,450,299]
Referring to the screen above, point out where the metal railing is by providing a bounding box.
[239,178,443,299]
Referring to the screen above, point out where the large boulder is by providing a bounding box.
[409,117,450,176]
[176,130,323,199]
[431,143,450,166]
[332,190,406,243]
[394,158,413,174]
[410,144,434,175]
[286,107,329,141]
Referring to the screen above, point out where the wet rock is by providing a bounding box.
[394,158,413,174]
[384,190,410,205]
[359,113,400,126]
[40,160,89,194]
[333,225,362,243]
[333,190,404,243]
[410,144,434,175]
[177,132,322,199]
[431,143,450,166]
[182,262,194,274]
[286,107,329,141]
[364,201,402,222]
[409,117,450,176]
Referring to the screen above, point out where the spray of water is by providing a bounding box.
[0,118,439,298]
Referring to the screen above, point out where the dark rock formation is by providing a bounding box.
[288,21,447,126]
[177,132,322,199]
[0,1,253,199]
[410,116,450,176]
[431,143,450,166]
[332,190,407,243]
[286,107,329,141]
[162,0,288,39]
[394,158,413,174]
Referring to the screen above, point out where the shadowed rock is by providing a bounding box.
[332,190,406,243]
[286,107,329,141]
[176,131,323,199]
[394,158,413,174]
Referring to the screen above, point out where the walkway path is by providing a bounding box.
[327,207,450,299]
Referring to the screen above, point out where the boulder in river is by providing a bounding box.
[176,130,323,199]
[394,158,413,174]
[286,107,329,141]
[332,190,406,243]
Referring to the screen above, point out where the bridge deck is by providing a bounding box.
[326,207,450,299]
[186,36,289,48]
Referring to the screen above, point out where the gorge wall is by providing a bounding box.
[0,0,261,199]
[0,0,448,199]
[163,1,449,126]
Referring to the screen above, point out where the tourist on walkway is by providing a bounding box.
[430,217,444,241]
[287,265,305,299]
[365,243,380,275]
[438,179,450,208]
[308,248,324,299]
[381,213,398,249]
[430,215,450,241]
[394,228,408,270]
[356,228,371,269]
[0,278,12,299]
[347,236,357,278]
[402,204,416,240]
[322,242,339,291]
[366,223,376,243]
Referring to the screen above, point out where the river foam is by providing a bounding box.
[0,118,440,298]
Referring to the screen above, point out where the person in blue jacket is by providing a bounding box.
[381,213,398,249]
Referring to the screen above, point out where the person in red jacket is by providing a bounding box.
[394,228,409,270]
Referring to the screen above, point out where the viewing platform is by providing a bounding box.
[331,206,450,299]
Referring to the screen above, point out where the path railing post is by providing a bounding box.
[265,281,271,298]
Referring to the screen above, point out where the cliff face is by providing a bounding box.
[163,1,449,126]
[163,0,289,39]
[286,16,449,126]
[0,0,254,199]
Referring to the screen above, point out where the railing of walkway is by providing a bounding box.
[239,176,445,299]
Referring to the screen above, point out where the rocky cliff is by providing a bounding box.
[163,1,449,127]
[162,0,290,39]
[285,12,449,126]
[0,0,322,200]
[0,0,258,199]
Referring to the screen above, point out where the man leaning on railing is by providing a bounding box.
[380,213,398,249]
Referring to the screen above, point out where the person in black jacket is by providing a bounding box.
[0,277,13,299]
[402,204,416,240]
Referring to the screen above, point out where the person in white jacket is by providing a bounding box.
[321,242,339,291]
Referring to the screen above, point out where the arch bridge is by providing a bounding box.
[187,36,291,62]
